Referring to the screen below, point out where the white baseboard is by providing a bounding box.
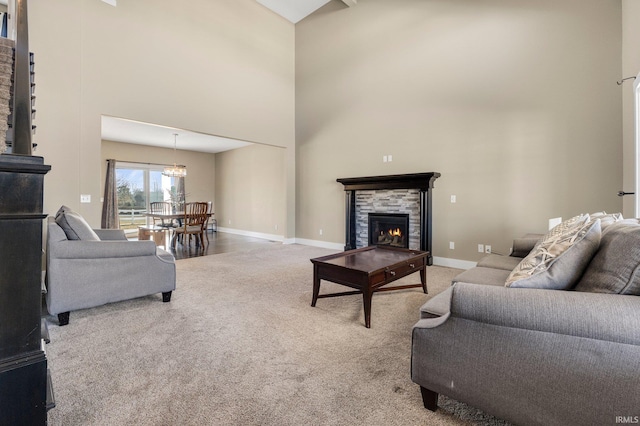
[216,227,284,242]
[293,238,344,251]
[217,230,477,269]
[432,256,476,270]
[290,238,478,268]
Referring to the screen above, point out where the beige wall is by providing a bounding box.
[101,140,216,204]
[30,0,295,232]
[622,0,640,217]
[296,0,624,262]
[215,143,286,237]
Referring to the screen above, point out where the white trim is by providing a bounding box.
[216,227,284,242]
[216,231,478,269]
[432,256,476,270]
[287,239,479,269]
[293,238,344,251]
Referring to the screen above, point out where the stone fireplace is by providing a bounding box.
[337,172,440,265]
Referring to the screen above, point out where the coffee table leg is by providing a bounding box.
[311,265,320,307]
[363,290,372,328]
[420,266,428,294]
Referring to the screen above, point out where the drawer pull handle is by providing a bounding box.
[409,263,415,268]
[390,271,396,276]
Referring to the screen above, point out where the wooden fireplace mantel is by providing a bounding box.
[336,172,441,191]
[337,172,441,265]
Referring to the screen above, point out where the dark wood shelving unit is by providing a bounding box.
[0,1,53,424]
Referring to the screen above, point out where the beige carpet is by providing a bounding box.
[45,244,507,425]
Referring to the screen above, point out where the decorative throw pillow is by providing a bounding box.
[574,220,640,295]
[505,215,601,290]
[54,205,100,241]
[589,211,623,232]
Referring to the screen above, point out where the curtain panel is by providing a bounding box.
[101,159,119,229]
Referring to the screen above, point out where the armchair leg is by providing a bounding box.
[58,312,70,326]
[162,291,172,302]
[420,386,438,411]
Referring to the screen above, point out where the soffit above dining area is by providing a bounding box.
[101,116,253,154]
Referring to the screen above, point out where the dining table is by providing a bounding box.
[144,211,214,246]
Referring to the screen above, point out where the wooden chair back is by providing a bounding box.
[149,202,173,227]
[184,202,208,227]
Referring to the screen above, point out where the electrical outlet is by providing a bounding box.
[228,220,231,225]
[478,244,484,253]
[275,224,278,231]
[450,195,456,203]
[485,245,492,253]
[80,194,91,203]
[388,154,392,162]
[383,156,388,163]
[319,229,323,236]
[449,241,455,250]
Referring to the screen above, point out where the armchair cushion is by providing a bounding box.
[55,205,100,241]
[93,228,127,241]
[575,220,640,295]
[505,215,600,290]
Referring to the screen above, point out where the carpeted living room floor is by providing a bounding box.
[45,244,508,426]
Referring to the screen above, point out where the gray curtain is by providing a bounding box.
[101,159,119,229]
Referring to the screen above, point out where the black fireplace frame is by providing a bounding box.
[337,172,440,265]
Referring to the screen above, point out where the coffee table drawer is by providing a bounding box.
[385,258,425,280]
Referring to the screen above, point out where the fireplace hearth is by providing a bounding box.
[368,213,409,248]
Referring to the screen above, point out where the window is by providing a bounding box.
[116,162,178,233]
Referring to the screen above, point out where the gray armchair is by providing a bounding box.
[45,212,176,326]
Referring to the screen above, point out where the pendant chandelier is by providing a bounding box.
[163,133,187,178]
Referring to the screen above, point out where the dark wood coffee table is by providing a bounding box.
[310,246,429,328]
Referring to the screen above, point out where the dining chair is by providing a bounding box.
[172,202,208,248]
[149,202,175,229]
[204,201,217,242]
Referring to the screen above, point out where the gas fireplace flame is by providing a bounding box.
[380,228,403,237]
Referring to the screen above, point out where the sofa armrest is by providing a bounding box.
[49,240,158,259]
[415,282,640,345]
[93,228,127,240]
[510,237,540,257]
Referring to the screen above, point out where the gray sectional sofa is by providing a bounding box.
[45,206,176,325]
[411,213,640,425]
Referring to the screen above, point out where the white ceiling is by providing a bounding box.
[101,116,253,154]
[255,0,330,23]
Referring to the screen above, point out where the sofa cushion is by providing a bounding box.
[574,220,640,295]
[476,254,523,271]
[505,215,601,290]
[452,267,511,287]
[55,205,100,241]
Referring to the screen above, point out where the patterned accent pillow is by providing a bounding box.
[574,220,640,295]
[505,215,601,290]
[55,205,100,241]
[589,211,623,231]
